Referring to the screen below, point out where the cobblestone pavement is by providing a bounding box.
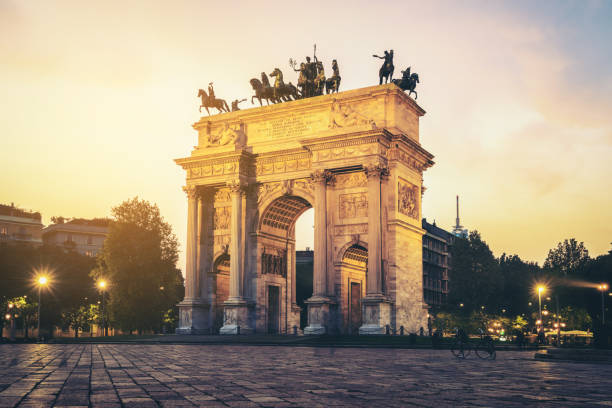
[1,344,611,407]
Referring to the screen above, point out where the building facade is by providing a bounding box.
[0,203,43,245]
[42,218,109,257]
[422,219,453,306]
[175,84,435,335]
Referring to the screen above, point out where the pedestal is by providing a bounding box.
[359,296,392,335]
[220,300,253,335]
[176,299,210,334]
[304,296,333,335]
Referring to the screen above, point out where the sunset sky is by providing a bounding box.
[2,0,611,271]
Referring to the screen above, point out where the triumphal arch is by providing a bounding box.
[175,83,434,335]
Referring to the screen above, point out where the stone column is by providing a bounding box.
[176,185,208,334]
[360,165,392,335]
[220,180,252,334]
[185,185,199,299]
[304,170,334,335]
[228,182,243,301]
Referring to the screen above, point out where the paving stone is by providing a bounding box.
[1,344,612,407]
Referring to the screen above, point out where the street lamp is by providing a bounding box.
[598,283,608,325]
[7,302,17,341]
[97,280,108,336]
[536,285,546,331]
[36,275,49,341]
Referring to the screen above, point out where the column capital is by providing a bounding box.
[227,180,247,195]
[310,169,335,185]
[364,164,389,180]
[182,185,199,199]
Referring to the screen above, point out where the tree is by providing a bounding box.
[61,305,95,338]
[449,231,502,313]
[92,197,183,334]
[544,238,589,277]
[560,306,592,331]
[498,253,540,316]
[0,243,97,337]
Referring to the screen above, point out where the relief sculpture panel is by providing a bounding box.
[339,193,368,219]
[398,178,419,219]
[213,206,231,230]
[334,172,367,189]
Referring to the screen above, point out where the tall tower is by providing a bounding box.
[452,195,468,238]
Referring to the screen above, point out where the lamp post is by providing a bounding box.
[7,303,16,341]
[598,283,608,325]
[97,280,107,337]
[37,276,48,341]
[537,285,545,332]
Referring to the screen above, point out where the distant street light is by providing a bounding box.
[598,283,608,325]
[97,280,108,336]
[536,285,546,331]
[36,275,49,341]
[7,302,17,341]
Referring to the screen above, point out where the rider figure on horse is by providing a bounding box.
[208,82,216,101]
[373,49,394,84]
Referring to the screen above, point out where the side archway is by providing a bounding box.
[212,253,230,333]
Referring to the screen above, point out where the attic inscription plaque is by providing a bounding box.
[261,115,314,139]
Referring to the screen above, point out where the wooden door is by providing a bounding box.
[267,285,280,334]
[350,282,362,334]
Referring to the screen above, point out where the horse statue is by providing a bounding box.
[326,59,341,94]
[373,50,394,85]
[313,61,326,96]
[392,67,419,99]
[197,88,230,116]
[269,68,299,102]
[249,78,277,106]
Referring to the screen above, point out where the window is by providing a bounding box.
[87,236,93,245]
[67,234,73,242]
[0,226,7,235]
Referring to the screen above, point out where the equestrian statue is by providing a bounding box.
[197,82,230,115]
[392,66,420,99]
[373,49,394,85]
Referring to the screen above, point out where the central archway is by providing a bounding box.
[257,194,312,334]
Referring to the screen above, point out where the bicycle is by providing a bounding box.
[450,328,471,359]
[474,329,496,360]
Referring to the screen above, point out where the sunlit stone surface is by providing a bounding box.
[175,84,434,335]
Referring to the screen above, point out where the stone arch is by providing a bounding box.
[253,184,315,234]
[337,242,368,334]
[256,193,314,333]
[336,238,368,265]
[258,195,312,237]
[212,253,230,333]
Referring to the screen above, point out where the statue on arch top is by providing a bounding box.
[392,66,420,99]
[373,49,394,84]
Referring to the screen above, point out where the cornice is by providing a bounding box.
[192,83,425,130]
[175,150,255,169]
[301,129,392,152]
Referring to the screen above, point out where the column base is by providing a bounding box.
[220,299,253,335]
[359,296,392,335]
[176,299,211,334]
[304,296,334,335]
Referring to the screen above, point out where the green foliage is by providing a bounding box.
[0,243,97,335]
[544,238,589,276]
[449,231,502,313]
[61,305,95,337]
[92,197,184,333]
[498,253,540,316]
[560,306,592,331]
[512,315,528,330]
